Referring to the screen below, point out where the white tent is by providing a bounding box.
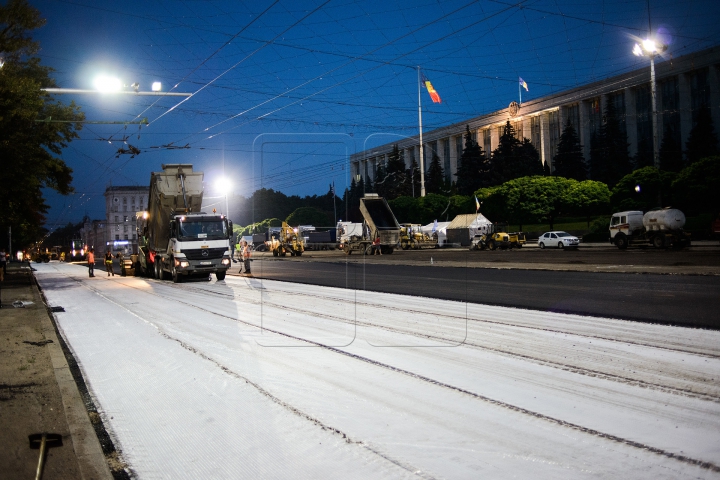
[420,221,452,246]
[445,214,493,245]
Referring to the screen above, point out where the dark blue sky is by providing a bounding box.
[31,0,720,228]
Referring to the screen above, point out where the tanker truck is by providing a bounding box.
[136,164,233,282]
[609,208,691,249]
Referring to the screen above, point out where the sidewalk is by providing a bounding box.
[0,261,113,479]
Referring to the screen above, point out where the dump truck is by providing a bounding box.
[266,222,305,257]
[136,164,233,282]
[400,224,438,249]
[339,194,401,255]
[609,208,691,249]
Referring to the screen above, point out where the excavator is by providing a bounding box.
[267,222,305,257]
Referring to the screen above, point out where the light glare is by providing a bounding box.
[152,82,162,92]
[216,177,232,193]
[94,75,122,92]
[642,38,657,53]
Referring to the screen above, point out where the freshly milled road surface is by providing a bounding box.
[35,262,720,479]
[250,258,720,328]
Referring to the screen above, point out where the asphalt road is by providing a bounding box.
[250,257,720,329]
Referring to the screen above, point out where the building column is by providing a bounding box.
[522,117,531,142]
[579,100,591,162]
[709,65,720,134]
[540,113,552,170]
[624,87,638,158]
[449,135,458,180]
[490,125,500,152]
[678,72,692,149]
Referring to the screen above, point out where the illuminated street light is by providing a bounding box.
[93,75,122,92]
[152,82,162,92]
[216,177,232,218]
[633,38,667,170]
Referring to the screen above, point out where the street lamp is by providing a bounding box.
[215,177,232,219]
[633,38,667,169]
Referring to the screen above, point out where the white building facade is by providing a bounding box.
[351,47,720,184]
[102,186,149,254]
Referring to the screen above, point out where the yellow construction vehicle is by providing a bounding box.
[400,224,438,250]
[470,225,526,250]
[267,222,305,257]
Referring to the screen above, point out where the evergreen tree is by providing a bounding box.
[425,152,445,195]
[455,125,488,194]
[490,121,543,184]
[384,144,408,199]
[685,106,719,164]
[407,155,421,197]
[659,124,684,172]
[374,160,388,197]
[553,119,587,180]
[588,97,631,187]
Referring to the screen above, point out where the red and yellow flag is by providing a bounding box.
[421,72,441,103]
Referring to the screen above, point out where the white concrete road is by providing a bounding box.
[36,262,720,479]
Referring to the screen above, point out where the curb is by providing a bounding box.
[34,274,114,480]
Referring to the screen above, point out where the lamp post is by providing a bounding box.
[633,39,667,170]
[215,177,232,219]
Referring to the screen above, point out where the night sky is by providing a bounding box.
[29,0,720,228]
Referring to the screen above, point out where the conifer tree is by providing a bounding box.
[425,152,445,194]
[588,97,631,187]
[455,125,487,194]
[658,124,684,172]
[685,106,719,164]
[490,121,542,184]
[384,144,408,198]
[553,119,587,180]
[407,155,421,197]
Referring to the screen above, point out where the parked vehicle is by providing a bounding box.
[538,231,579,249]
[469,224,526,250]
[136,164,233,282]
[609,209,691,250]
[400,224,438,249]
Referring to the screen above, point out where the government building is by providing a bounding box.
[350,46,720,184]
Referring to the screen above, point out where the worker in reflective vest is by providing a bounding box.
[242,240,252,275]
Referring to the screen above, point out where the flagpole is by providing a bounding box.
[519,79,522,106]
[418,66,426,197]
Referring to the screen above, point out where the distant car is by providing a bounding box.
[538,231,579,249]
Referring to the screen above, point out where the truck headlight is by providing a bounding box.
[180,261,189,268]
[221,258,230,266]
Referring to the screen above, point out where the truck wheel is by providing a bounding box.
[172,266,182,283]
[272,249,278,257]
[344,246,352,255]
[401,241,409,250]
[652,235,665,249]
[387,247,393,254]
[296,251,303,257]
[488,240,496,251]
[216,271,226,281]
[615,234,628,250]
[156,261,166,280]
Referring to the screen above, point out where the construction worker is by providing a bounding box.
[104,250,115,276]
[87,248,95,277]
[241,240,252,275]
